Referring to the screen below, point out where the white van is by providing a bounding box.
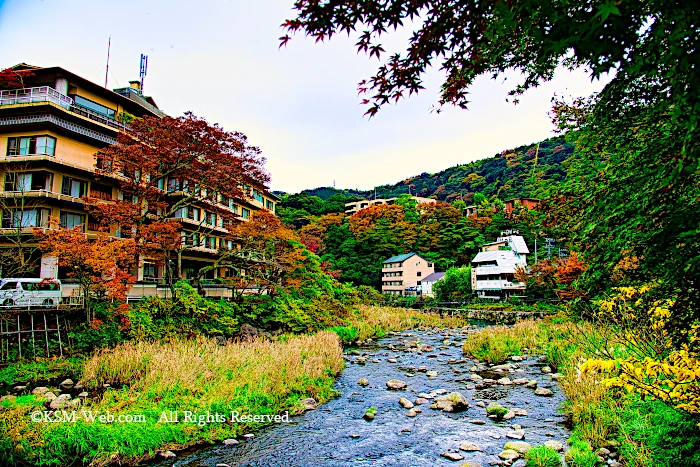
[0,278,62,308]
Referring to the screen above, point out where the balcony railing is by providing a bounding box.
[0,86,128,132]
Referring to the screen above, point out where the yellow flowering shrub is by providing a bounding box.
[581,285,700,415]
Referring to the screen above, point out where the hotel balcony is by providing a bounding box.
[0,86,126,144]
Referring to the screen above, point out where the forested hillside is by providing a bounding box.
[278,135,574,206]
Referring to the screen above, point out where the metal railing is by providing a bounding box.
[0,86,128,131]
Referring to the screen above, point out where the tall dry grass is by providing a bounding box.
[82,331,344,400]
[347,305,471,341]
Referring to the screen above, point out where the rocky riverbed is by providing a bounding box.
[153,326,570,467]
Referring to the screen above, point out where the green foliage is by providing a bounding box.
[622,400,700,467]
[433,266,473,301]
[0,358,84,387]
[330,325,358,343]
[525,445,561,467]
[565,433,599,467]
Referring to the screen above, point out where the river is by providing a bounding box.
[155,325,569,467]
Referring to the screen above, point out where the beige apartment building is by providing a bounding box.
[0,63,278,298]
[345,196,436,214]
[382,252,435,296]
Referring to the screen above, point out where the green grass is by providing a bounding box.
[525,445,562,467]
[0,332,344,467]
[0,357,85,387]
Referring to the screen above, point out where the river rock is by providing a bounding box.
[511,355,523,362]
[469,419,486,425]
[544,440,564,452]
[222,438,239,445]
[32,387,49,396]
[503,410,516,420]
[371,358,380,363]
[234,324,262,342]
[386,379,407,390]
[513,378,529,385]
[358,378,370,387]
[159,451,176,458]
[534,387,554,397]
[469,374,483,381]
[49,394,71,410]
[348,349,361,355]
[432,389,448,395]
[13,386,27,392]
[426,370,439,377]
[388,358,397,363]
[356,357,367,365]
[399,398,414,409]
[406,408,418,417]
[417,393,434,399]
[216,464,231,467]
[440,452,464,461]
[243,434,254,439]
[542,366,552,374]
[414,397,429,405]
[419,344,434,352]
[431,392,469,412]
[498,449,521,461]
[301,398,317,410]
[42,392,57,401]
[459,441,481,452]
[512,408,528,416]
[504,441,532,454]
[524,380,538,389]
[506,429,525,440]
[551,372,564,381]
[59,379,74,389]
[475,401,485,408]
[497,377,513,385]
[598,447,611,457]
[459,463,484,467]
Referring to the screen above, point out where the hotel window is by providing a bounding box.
[417,272,422,277]
[266,200,274,210]
[89,182,112,200]
[73,95,116,118]
[4,171,52,191]
[7,136,56,156]
[242,208,250,219]
[61,177,87,197]
[2,208,50,228]
[59,211,85,230]
[253,190,264,203]
[143,262,157,281]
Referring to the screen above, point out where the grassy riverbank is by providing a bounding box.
[462,317,700,467]
[332,304,471,343]
[0,305,471,466]
[1,331,343,467]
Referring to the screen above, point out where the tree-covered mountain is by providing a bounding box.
[276,136,575,226]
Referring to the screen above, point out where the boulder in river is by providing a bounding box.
[414,397,429,405]
[59,379,74,389]
[300,398,317,410]
[222,438,239,445]
[535,387,554,397]
[486,402,508,419]
[399,398,414,409]
[544,440,564,452]
[159,451,176,458]
[506,429,526,440]
[386,379,408,390]
[498,449,521,461]
[525,380,538,389]
[504,441,532,454]
[440,452,464,461]
[31,387,49,396]
[357,378,369,387]
[431,392,469,412]
[459,441,481,452]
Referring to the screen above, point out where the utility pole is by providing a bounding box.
[104,35,111,88]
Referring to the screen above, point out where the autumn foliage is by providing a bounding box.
[34,221,137,320]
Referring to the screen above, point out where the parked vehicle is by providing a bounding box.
[0,278,62,308]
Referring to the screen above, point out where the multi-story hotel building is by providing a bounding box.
[381,252,435,296]
[470,234,529,299]
[0,63,278,297]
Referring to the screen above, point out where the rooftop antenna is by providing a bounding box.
[104,36,111,88]
[139,54,148,94]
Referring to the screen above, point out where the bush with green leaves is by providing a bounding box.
[525,445,562,467]
[433,266,473,302]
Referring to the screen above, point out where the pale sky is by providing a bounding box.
[0,0,609,194]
